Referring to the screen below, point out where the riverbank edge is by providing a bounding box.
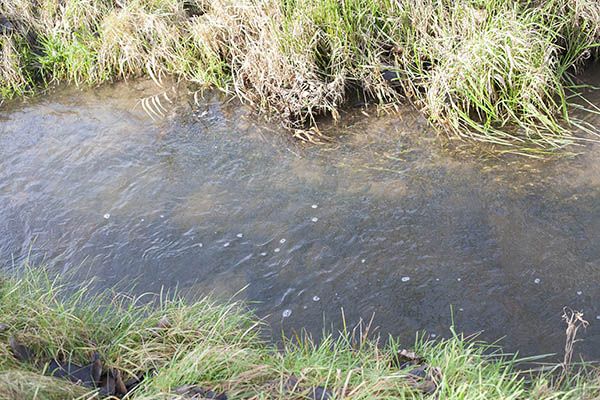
[1,0,599,152]
[0,269,599,399]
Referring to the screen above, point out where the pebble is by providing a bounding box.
[223,242,230,247]
[430,333,437,338]
[534,278,541,284]
[312,296,320,302]
[435,278,440,281]
[459,308,464,312]
[401,276,410,282]
[160,215,164,218]
[577,291,583,296]
[103,213,110,219]
[141,218,145,222]
[361,259,366,264]
[457,278,461,282]
[282,309,292,318]
[260,252,267,256]
[311,204,318,209]
[236,233,243,238]
[274,248,281,253]
[311,217,319,222]
[279,238,286,244]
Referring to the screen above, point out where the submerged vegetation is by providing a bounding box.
[0,269,599,399]
[0,0,599,150]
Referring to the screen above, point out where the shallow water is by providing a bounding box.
[1,75,600,361]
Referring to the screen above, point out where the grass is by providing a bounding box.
[0,0,598,152]
[0,268,599,399]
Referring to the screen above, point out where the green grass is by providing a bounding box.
[0,268,599,399]
[0,0,599,152]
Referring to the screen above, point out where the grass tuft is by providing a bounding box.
[0,268,599,399]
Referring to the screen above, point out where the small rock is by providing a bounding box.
[534,278,541,284]
[391,349,426,369]
[9,336,33,362]
[156,315,171,329]
[173,385,227,399]
[401,276,410,282]
[408,365,428,378]
[309,386,332,400]
[382,69,401,86]
[311,217,319,222]
[282,309,292,318]
[0,16,14,34]
[236,233,243,238]
[312,296,320,302]
[103,213,110,219]
[311,204,318,209]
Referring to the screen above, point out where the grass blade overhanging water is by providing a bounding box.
[0,0,599,152]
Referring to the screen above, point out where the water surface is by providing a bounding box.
[1,76,600,360]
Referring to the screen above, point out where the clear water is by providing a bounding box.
[1,73,599,361]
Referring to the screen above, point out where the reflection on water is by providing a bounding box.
[1,75,600,361]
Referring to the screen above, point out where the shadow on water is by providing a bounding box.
[1,71,600,361]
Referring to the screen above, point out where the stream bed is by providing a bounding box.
[1,76,599,361]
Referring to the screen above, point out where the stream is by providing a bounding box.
[1,73,599,361]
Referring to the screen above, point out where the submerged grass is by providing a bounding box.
[0,268,599,399]
[0,0,599,151]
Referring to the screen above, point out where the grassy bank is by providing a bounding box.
[0,1,599,151]
[0,270,599,399]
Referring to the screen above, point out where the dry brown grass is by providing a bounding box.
[0,0,599,150]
